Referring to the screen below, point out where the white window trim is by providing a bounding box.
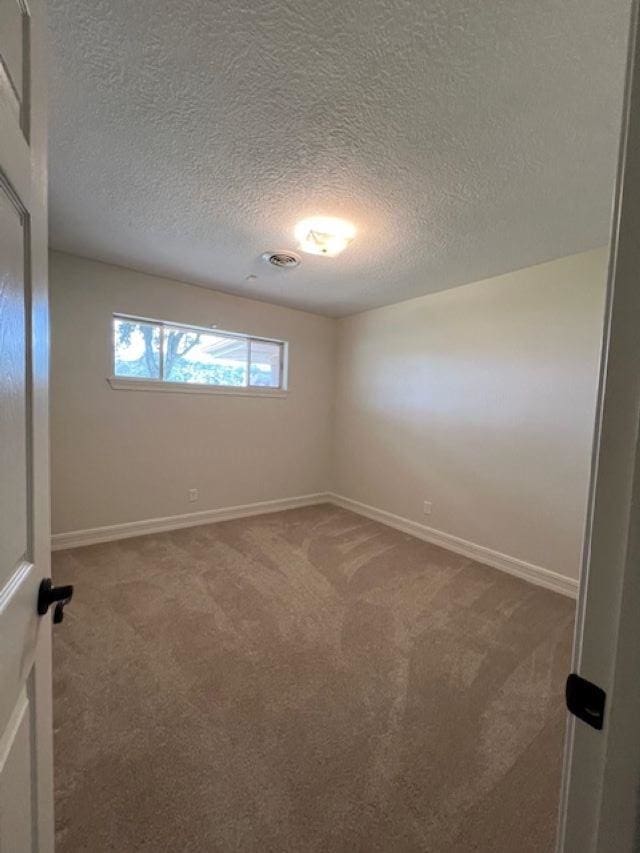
[107,376,288,397]
[110,313,289,395]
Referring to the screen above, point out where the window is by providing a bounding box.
[111,315,286,393]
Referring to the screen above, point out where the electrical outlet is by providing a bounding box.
[423,501,432,515]
[188,489,199,503]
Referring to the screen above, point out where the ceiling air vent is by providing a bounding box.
[262,251,301,269]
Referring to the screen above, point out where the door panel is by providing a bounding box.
[0,687,34,852]
[0,0,24,92]
[0,0,52,850]
[0,183,28,582]
[0,0,28,129]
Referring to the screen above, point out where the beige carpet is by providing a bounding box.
[52,504,574,852]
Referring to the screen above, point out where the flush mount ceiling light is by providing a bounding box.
[294,216,356,257]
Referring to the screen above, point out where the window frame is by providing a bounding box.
[108,313,288,397]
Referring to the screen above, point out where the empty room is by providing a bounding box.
[3,0,640,851]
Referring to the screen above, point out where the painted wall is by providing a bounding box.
[49,251,335,534]
[51,248,606,583]
[333,249,607,580]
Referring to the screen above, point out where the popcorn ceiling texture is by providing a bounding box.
[48,0,629,316]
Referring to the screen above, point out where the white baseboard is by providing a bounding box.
[327,493,578,598]
[51,493,331,551]
[51,490,579,598]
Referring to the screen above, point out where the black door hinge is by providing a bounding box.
[565,673,606,730]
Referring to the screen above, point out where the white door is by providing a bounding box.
[557,1,640,850]
[0,0,54,850]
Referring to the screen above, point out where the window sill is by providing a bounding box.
[107,377,288,398]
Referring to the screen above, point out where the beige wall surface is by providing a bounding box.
[51,249,606,583]
[333,249,607,580]
[49,251,336,534]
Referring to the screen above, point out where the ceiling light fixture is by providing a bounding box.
[294,216,356,257]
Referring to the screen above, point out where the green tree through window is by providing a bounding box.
[113,317,283,389]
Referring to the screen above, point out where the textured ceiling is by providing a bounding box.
[48,0,629,317]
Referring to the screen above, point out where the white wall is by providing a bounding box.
[49,251,335,534]
[51,249,606,584]
[333,249,607,580]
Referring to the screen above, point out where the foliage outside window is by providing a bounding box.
[112,315,285,389]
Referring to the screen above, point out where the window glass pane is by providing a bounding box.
[249,340,282,387]
[163,327,248,386]
[113,319,160,378]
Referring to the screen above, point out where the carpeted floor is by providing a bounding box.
[52,504,574,852]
